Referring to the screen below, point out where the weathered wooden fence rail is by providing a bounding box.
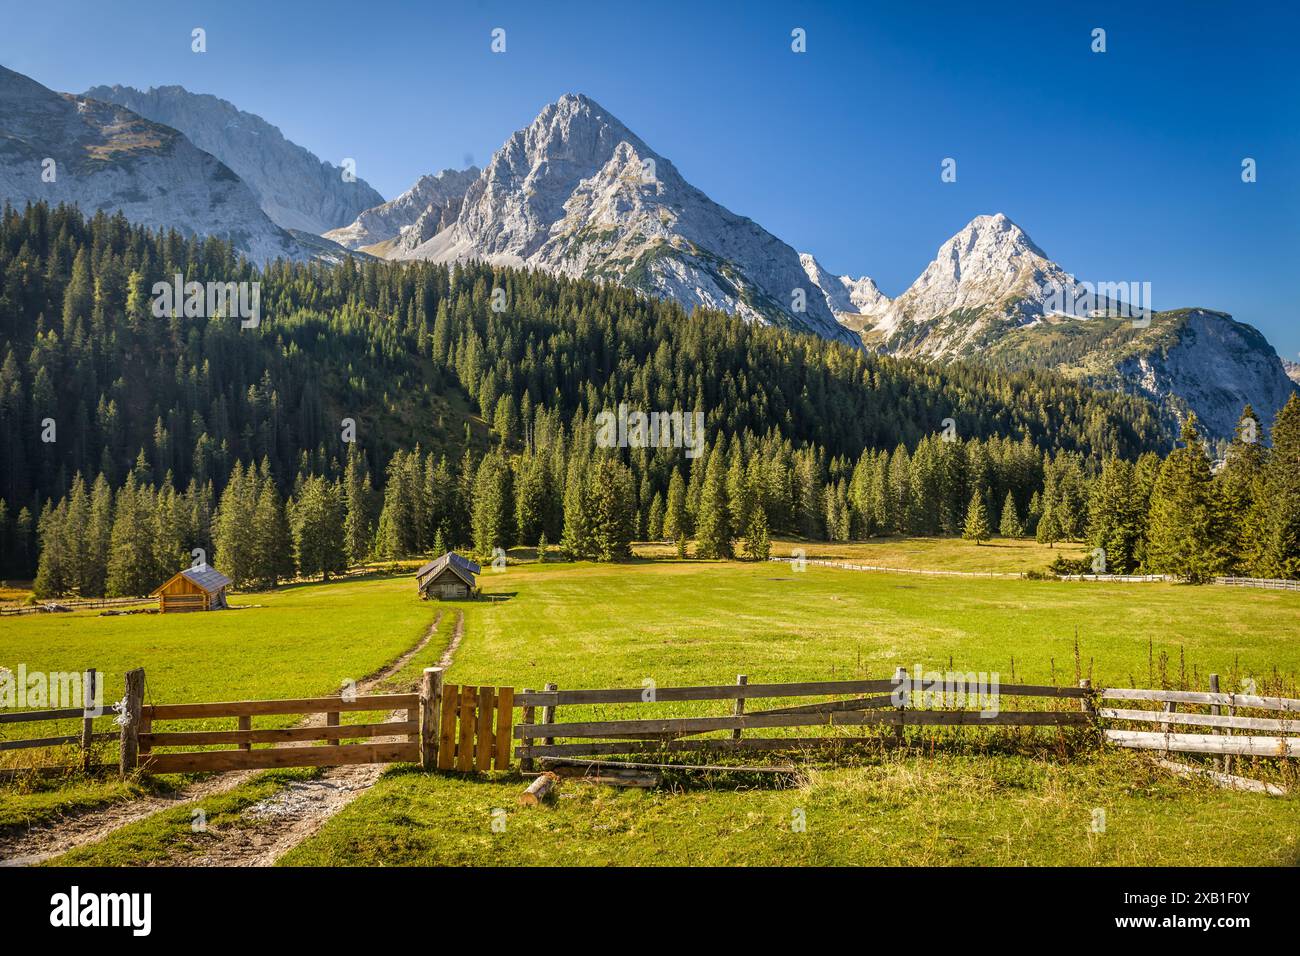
[1100,680,1300,759]
[7,665,1298,780]
[513,676,1094,763]
[0,669,110,772]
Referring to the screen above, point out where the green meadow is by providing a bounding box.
[7,539,1300,865]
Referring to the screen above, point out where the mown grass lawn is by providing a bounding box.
[0,573,437,830]
[277,557,1300,867]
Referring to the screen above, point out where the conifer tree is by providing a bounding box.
[1249,394,1300,578]
[1146,415,1216,581]
[963,491,992,545]
[1087,458,1143,573]
[663,468,687,542]
[647,492,665,541]
[292,476,346,581]
[998,490,1023,538]
[695,445,733,558]
[560,457,595,560]
[588,456,636,561]
[471,452,513,558]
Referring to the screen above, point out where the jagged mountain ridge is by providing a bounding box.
[83,83,385,235]
[0,66,303,263]
[386,94,855,344]
[323,166,479,252]
[814,213,1296,441]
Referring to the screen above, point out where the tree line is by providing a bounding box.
[6,200,1295,590]
[24,395,1300,596]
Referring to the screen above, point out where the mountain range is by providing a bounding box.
[1,65,1292,441]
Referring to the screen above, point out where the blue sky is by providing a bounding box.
[3,0,1298,358]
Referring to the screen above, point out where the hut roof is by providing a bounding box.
[415,552,479,588]
[152,566,232,596]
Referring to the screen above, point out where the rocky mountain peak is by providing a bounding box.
[393,93,854,344]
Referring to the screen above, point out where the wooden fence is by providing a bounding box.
[1213,576,1300,591]
[1100,678,1300,758]
[122,668,421,775]
[0,669,112,773]
[512,673,1094,763]
[8,665,1299,781]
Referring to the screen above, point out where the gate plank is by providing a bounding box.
[494,687,514,770]
[475,686,494,771]
[456,686,475,772]
[437,684,458,771]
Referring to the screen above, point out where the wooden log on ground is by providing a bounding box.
[519,771,558,806]
[1155,758,1286,796]
[550,766,659,788]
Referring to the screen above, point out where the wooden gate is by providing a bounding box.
[434,682,514,772]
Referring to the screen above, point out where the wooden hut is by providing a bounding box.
[414,552,480,600]
[152,566,232,613]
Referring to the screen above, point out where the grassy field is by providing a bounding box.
[13,538,1300,866]
[0,573,438,828]
[277,555,1300,867]
[638,535,1089,575]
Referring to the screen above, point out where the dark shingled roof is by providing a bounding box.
[180,566,233,593]
[415,552,479,588]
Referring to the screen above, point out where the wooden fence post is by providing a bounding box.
[893,666,907,746]
[119,667,145,779]
[1079,679,1094,716]
[520,688,536,772]
[81,668,96,772]
[1209,673,1224,772]
[542,682,558,748]
[732,675,748,741]
[237,716,252,751]
[420,667,443,770]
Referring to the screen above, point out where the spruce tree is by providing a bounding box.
[1146,415,1217,582]
[292,476,347,581]
[1250,394,1300,578]
[998,491,1023,538]
[963,492,991,545]
[695,445,733,559]
[663,469,687,541]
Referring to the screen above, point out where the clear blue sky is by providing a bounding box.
[3,0,1297,358]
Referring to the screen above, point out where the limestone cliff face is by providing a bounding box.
[324,167,478,251]
[2,67,305,263]
[85,83,385,235]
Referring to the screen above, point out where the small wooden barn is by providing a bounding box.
[414,552,480,601]
[152,566,232,613]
